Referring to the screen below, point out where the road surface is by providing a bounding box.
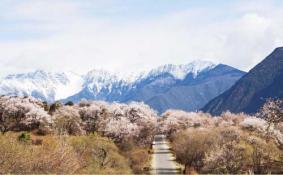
[151,135,182,174]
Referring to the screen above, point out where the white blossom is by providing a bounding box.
[240,117,268,132]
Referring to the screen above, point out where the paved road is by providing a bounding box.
[151,135,182,175]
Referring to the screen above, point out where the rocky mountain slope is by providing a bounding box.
[203,47,283,115]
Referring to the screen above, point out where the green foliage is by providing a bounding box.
[18,132,31,142]
[65,101,74,106]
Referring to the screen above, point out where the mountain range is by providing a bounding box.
[0,60,245,113]
[203,47,283,115]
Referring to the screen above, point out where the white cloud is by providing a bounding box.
[0,0,283,76]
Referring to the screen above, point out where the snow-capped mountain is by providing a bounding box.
[0,60,245,112]
[68,60,217,101]
[84,60,217,90]
[64,60,245,112]
[0,70,83,102]
[83,69,120,94]
[147,60,216,80]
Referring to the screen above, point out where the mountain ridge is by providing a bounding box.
[0,60,245,113]
[203,47,283,115]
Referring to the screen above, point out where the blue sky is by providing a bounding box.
[0,0,283,76]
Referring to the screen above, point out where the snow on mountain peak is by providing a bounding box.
[85,69,117,83]
[0,60,218,102]
[148,60,216,79]
[185,60,216,77]
[83,69,119,94]
[0,70,83,102]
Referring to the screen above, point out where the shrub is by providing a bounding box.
[32,136,81,173]
[159,110,212,136]
[203,134,283,174]
[220,111,248,125]
[246,136,282,173]
[258,99,283,128]
[18,132,31,142]
[0,133,133,174]
[0,96,157,148]
[65,101,74,106]
[240,117,268,133]
[171,128,218,173]
[127,148,151,174]
[49,101,62,114]
[53,106,85,135]
[170,121,283,174]
[68,134,131,174]
[278,122,283,133]
[0,96,52,133]
[0,133,32,173]
[32,139,43,145]
[78,101,157,146]
[203,141,252,174]
[42,101,49,111]
[0,133,80,174]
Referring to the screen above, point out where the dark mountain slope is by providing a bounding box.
[203,47,283,115]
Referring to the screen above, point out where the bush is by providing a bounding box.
[49,101,62,114]
[0,96,157,148]
[0,133,80,174]
[240,117,267,133]
[258,99,283,128]
[18,132,31,142]
[170,122,283,174]
[0,96,52,133]
[77,101,157,146]
[42,101,49,111]
[65,101,74,106]
[171,128,219,173]
[0,132,132,174]
[126,148,151,174]
[203,141,252,174]
[68,134,131,174]
[159,110,212,136]
[32,136,81,173]
[0,133,32,173]
[32,139,43,145]
[53,106,85,135]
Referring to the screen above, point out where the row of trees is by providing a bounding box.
[0,96,157,174]
[159,99,283,174]
[0,96,53,133]
[0,96,158,146]
[0,95,282,174]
